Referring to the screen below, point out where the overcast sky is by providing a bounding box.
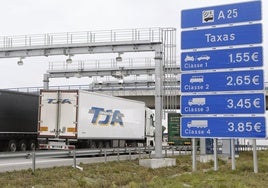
[0,0,265,88]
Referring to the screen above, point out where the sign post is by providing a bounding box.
[192,138,197,172]
[231,139,236,170]
[213,138,218,171]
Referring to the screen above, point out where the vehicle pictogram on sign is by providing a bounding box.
[202,10,214,23]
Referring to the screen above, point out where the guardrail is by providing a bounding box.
[1,145,267,173]
[0,146,192,173]
[0,146,192,160]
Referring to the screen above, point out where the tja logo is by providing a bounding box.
[47,99,72,104]
[89,107,124,126]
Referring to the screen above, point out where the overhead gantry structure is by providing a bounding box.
[0,27,177,159]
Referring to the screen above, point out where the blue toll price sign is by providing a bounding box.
[181,47,263,71]
[181,93,265,115]
[181,117,266,138]
[181,69,264,93]
[181,1,261,28]
[181,24,262,49]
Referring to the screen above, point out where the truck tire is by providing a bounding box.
[97,141,103,149]
[8,140,17,152]
[18,140,27,151]
[131,141,137,147]
[105,141,110,148]
[90,141,96,148]
[28,140,36,151]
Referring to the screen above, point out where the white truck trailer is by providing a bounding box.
[38,90,155,149]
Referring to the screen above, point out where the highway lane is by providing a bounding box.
[0,154,148,172]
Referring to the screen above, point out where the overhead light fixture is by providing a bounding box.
[118,79,124,84]
[66,54,72,64]
[116,52,123,62]
[17,57,24,66]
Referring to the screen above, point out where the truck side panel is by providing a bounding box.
[77,90,146,140]
[0,90,38,133]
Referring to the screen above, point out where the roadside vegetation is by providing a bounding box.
[1,151,268,187]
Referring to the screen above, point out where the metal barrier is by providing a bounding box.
[0,146,191,173]
[236,145,268,152]
[0,145,267,173]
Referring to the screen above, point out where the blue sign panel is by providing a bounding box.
[181,117,266,138]
[181,93,265,115]
[181,47,263,71]
[181,70,264,93]
[181,24,262,49]
[181,1,261,28]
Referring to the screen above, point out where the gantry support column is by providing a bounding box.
[154,45,163,159]
[139,44,176,168]
[43,73,50,90]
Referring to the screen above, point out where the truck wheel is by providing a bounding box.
[90,141,96,149]
[105,141,110,148]
[19,140,27,151]
[28,140,37,151]
[131,141,137,147]
[8,140,17,152]
[97,141,103,149]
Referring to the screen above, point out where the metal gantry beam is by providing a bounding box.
[46,64,179,80]
[0,28,163,58]
[0,42,163,58]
